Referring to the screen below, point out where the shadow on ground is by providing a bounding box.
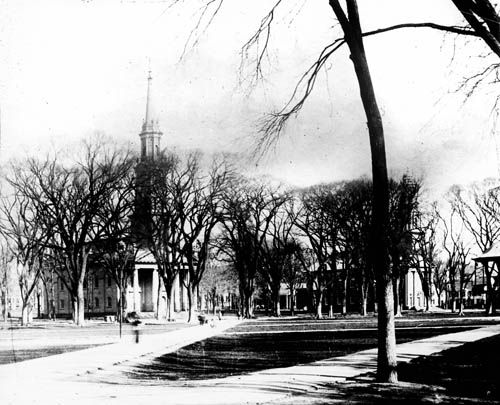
[272,334,500,404]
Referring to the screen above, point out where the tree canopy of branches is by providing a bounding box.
[449,182,499,314]
[218,179,288,318]
[411,203,440,312]
[259,197,296,317]
[387,176,422,316]
[6,140,135,325]
[335,179,373,316]
[0,189,48,325]
[135,151,231,322]
[294,183,342,319]
[177,155,231,322]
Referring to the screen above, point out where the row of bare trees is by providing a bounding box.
[0,139,136,326]
[222,176,500,324]
[2,138,498,330]
[134,151,231,323]
[0,140,236,327]
[186,0,500,383]
[213,175,422,321]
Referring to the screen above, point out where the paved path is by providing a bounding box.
[0,322,499,404]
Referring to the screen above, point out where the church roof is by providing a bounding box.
[135,248,156,264]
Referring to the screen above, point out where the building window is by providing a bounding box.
[107,276,112,288]
[107,296,112,308]
[94,276,99,288]
[84,298,87,308]
[60,279,64,291]
[60,299,65,309]
[83,278,88,289]
[95,297,99,309]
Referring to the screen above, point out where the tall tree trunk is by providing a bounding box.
[328,0,397,382]
[361,282,368,316]
[290,286,295,316]
[485,265,495,315]
[76,280,85,326]
[21,300,32,326]
[274,288,281,317]
[72,296,78,322]
[74,253,88,326]
[1,290,6,322]
[457,285,464,316]
[307,279,315,314]
[160,277,175,321]
[393,277,401,317]
[341,273,348,315]
[187,286,196,323]
[245,292,253,318]
[316,290,324,319]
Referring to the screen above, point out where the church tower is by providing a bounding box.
[133,71,163,245]
[139,71,162,160]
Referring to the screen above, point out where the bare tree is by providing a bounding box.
[218,179,287,318]
[411,204,440,312]
[336,179,373,316]
[433,259,448,309]
[439,204,473,315]
[259,193,296,317]
[92,155,137,334]
[0,189,49,325]
[178,155,232,323]
[282,240,307,316]
[6,140,135,325]
[199,260,238,315]
[0,237,13,322]
[450,182,500,314]
[295,184,341,319]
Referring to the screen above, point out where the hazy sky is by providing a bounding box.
[0,0,498,197]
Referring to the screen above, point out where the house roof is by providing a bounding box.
[472,243,500,263]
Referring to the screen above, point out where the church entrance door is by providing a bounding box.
[139,269,154,312]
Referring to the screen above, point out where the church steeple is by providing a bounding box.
[139,71,162,160]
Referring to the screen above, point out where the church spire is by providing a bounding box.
[139,71,163,160]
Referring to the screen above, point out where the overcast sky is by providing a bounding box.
[0,0,498,197]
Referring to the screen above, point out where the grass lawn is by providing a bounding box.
[127,316,493,382]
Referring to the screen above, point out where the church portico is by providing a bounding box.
[131,255,161,315]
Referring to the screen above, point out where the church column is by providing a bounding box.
[173,273,181,312]
[182,272,189,311]
[133,267,140,312]
[152,269,159,314]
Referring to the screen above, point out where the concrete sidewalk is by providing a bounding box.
[0,318,241,379]
[0,322,499,404]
